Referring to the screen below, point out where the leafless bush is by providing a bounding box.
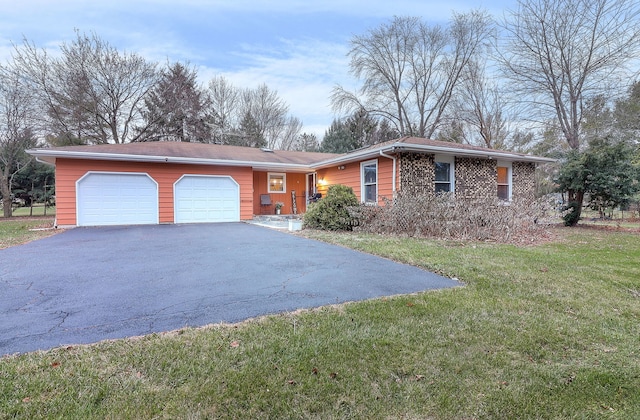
[350,193,558,242]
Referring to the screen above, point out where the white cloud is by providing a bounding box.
[198,38,355,139]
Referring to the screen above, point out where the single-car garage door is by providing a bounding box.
[174,175,240,223]
[76,172,159,226]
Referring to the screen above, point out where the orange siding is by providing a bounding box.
[55,158,253,226]
[316,157,396,204]
[252,171,307,215]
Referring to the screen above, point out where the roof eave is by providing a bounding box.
[311,142,556,167]
[26,149,315,172]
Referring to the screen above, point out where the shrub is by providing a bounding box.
[351,192,558,242]
[303,184,359,231]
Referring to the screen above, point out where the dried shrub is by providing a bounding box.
[350,192,558,242]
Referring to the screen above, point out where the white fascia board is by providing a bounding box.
[26,149,314,172]
[311,143,555,168]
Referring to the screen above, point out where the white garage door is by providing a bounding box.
[76,172,159,226]
[174,175,240,223]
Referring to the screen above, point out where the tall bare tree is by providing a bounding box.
[206,77,302,149]
[501,0,640,225]
[499,0,640,151]
[13,31,158,144]
[0,65,37,217]
[451,60,511,149]
[208,76,240,144]
[332,11,492,138]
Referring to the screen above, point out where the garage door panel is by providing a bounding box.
[77,173,158,226]
[174,175,240,223]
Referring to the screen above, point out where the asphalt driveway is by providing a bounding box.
[0,223,460,355]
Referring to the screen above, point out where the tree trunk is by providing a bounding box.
[1,168,12,218]
[565,189,585,227]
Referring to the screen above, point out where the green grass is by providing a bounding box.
[1,205,56,218]
[1,227,639,419]
[0,217,57,249]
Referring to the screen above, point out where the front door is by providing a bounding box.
[306,173,316,203]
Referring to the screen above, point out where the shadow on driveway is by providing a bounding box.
[0,223,460,355]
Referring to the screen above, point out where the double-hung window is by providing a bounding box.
[361,160,378,204]
[434,155,454,193]
[268,173,286,193]
[497,161,512,200]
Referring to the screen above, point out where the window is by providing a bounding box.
[434,155,454,193]
[497,161,511,200]
[361,160,378,204]
[268,173,286,193]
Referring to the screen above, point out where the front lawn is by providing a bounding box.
[1,227,638,418]
[0,217,57,249]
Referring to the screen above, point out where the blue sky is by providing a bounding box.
[0,0,514,139]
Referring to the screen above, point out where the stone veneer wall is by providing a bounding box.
[398,152,435,195]
[398,153,537,201]
[454,157,496,199]
[512,161,536,200]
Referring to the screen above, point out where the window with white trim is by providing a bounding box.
[268,173,286,193]
[497,161,512,200]
[361,159,378,204]
[434,155,454,193]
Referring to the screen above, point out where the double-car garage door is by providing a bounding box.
[76,173,239,226]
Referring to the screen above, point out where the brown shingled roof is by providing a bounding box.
[45,141,341,165]
[28,136,554,167]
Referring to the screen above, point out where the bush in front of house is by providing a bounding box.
[351,192,558,242]
[303,184,359,231]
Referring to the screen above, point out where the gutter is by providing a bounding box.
[379,149,397,193]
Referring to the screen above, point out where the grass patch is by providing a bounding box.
[2,205,56,218]
[0,217,58,249]
[1,227,639,418]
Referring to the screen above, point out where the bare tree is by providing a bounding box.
[240,84,292,149]
[13,31,158,144]
[207,75,240,144]
[275,116,304,150]
[207,78,302,149]
[332,11,492,138]
[0,65,37,217]
[501,0,640,225]
[451,60,511,149]
[499,0,640,151]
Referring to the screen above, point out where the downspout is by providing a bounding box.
[379,149,397,195]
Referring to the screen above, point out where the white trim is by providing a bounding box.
[360,159,378,204]
[26,150,315,172]
[434,155,455,193]
[310,142,556,168]
[267,172,286,193]
[75,171,159,226]
[173,174,240,223]
[305,172,317,203]
[379,150,397,194]
[497,160,513,201]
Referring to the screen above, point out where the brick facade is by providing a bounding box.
[397,153,537,200]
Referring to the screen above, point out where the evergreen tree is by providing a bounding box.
[320,119,360,153]
[139,62,213,142]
